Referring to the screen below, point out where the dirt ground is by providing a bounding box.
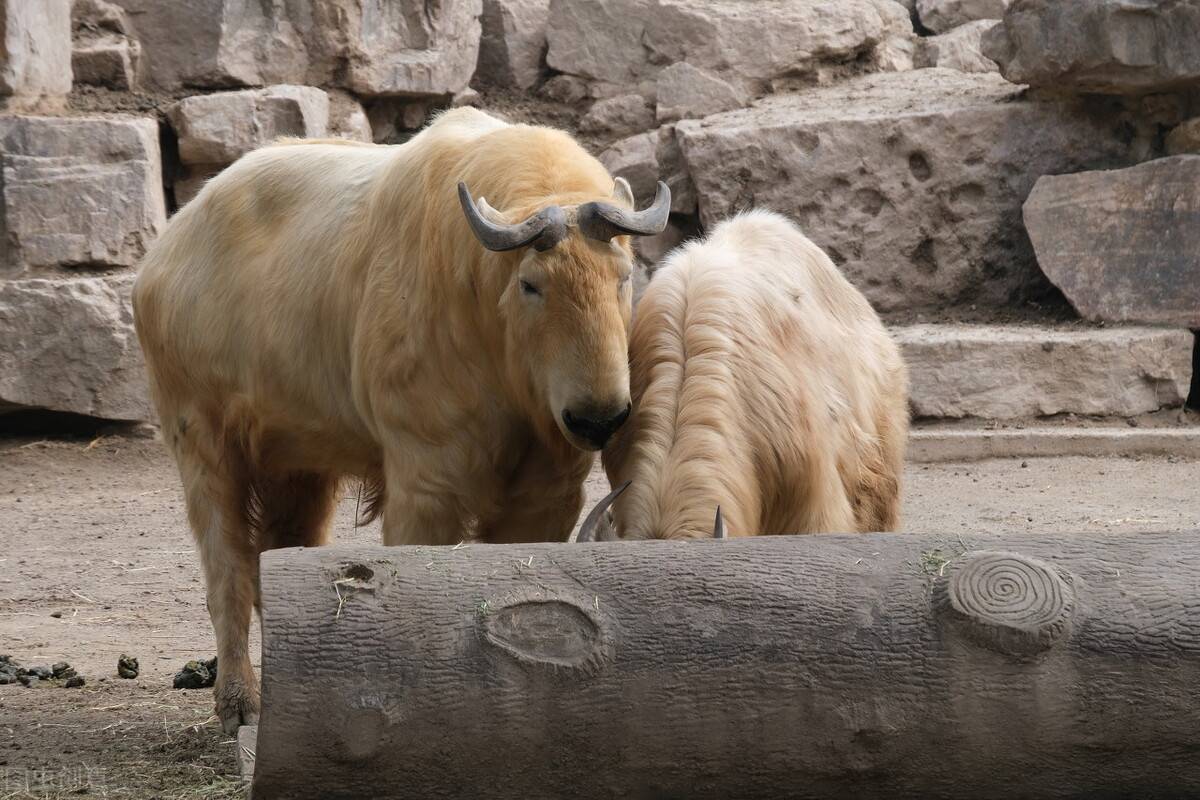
[1,432,1198,798]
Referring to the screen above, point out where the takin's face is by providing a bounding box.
[459,178,670,452]
[507,235,634,451]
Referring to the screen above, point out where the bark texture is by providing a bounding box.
[253,533,1200,799]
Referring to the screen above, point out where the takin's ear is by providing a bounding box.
[612,177,635,209]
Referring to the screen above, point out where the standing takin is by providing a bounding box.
[582,210,908,542]
[132,108,669,731]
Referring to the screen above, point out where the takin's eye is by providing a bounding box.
[520,279,542,297]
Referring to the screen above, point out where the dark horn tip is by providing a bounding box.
[573,480,632,544]
[714,506,727,539]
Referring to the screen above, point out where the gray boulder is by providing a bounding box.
[1023,156,1200,328]
[916,21,999,73]
[983,0,1200,94]
[168,85,330,167]
[71,0,140,89]
[109,0,481,97]
[476,0,548,89]
[546,0,911,99]
[898,324,1193,419]
[0,115,165,273]
[600,126,696,215]
[676,69,1146,313]
[1,0,71,110]
[579,94,655,137]
[0,275,151,421]
[655,62,747,124]
[917,0,1009,34]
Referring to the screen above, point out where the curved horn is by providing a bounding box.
[578,180,671,242]
[571,480,632,543]
[458,182,569,252]
[713,506,727,539]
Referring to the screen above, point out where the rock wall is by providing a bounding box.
[0,0,1196,423]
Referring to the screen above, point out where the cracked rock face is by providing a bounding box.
[476,0,549,89]
[1023,156,1200,328]
[0,0,72,111]
[71,0,141,90]
[546,0,910,103]
[0,274,151,421]
[916,0,1009,34]
[676,70,1147,313]
[108,0,482,97]
[983,0,1200,94]
[0,115,166,274]
[897,324,1193,419]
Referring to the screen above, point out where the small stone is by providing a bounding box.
[917,0,1009,33]
[540,74,588,105]
[1166,119,1200,156]
[17,674,37,687]
[580,94,655,137]
[51,662,74,679]
[452,88,482,108]
[117,654,139,679]
[655,62,746,123]
[63,676,85,688]
[1021,461,1029,468]
[916,21,999,74]
[49,611,62,619]
[27,666,52,680]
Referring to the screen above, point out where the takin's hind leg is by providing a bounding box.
[172,426,261,734]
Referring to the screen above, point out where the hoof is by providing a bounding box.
[216,676,260,734]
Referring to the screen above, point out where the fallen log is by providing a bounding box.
[252,532,1200,799]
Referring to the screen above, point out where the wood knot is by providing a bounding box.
[480,592,612,672]
[935,550,1076,656]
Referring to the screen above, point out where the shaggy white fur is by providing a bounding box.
[603,210,909,539]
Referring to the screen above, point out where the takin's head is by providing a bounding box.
[568,481,728,543]
[458,176,669,452]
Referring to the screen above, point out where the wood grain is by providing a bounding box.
[252,532,1200,799]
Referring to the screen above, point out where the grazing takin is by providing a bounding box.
[132,107,669,731]
[580,210,908,542]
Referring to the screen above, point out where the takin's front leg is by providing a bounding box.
[378,451,472,546]
[477,448,592,543]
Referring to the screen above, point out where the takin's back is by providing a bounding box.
[131,108,518,459]
[603,210,909,539]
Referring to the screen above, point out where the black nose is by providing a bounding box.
[562,403,631,449]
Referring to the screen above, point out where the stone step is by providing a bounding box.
[895,324,1193,420]
[909,424,1200,463]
